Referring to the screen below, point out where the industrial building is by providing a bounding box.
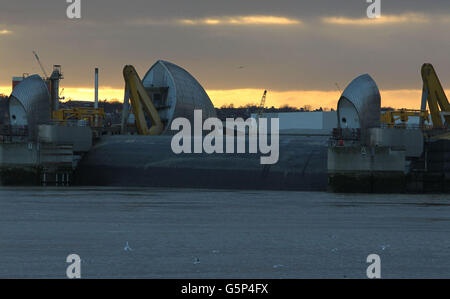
[328,65,450,193]
[1,58,450,193]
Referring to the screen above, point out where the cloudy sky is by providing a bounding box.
[1,0,450,108]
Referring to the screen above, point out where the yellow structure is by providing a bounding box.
[421,63,450,128]
[380,64,449,130]
[380,109,429,128]
[53,107,105,127]
[122,65,163,135]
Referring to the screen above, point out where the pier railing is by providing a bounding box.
[379,123,425,130]
[0,125,29,142]
[331,128,361,141]
[44,119,89,127]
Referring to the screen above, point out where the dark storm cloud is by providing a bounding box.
[1,0,450,91]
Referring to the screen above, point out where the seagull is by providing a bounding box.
[273,264,284,269]
[194,257,200,264]
[124,241,133,251]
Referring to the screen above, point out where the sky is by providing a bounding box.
[1,0,450,109]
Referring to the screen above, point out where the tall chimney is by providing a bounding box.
[94,68,99,109]
[50,65,62,112]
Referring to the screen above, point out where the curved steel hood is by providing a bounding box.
[337,74,381,132]
[10,74,51,139]
[142,60,216,134]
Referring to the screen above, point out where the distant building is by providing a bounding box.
[251,111,337,135]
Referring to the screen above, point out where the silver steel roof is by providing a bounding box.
[10,74,50,137]
[142,60,216,133]
[337,74,381,131]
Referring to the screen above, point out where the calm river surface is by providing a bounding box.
[0,187,449,278]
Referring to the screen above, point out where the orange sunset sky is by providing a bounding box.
[1,86,448,110]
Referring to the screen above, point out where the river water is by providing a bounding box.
[0,187,449,278]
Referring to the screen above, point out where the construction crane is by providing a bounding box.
[420,63,450,128]
[256,90,267,119]
[32,51,49,79]
[122,65,164,135]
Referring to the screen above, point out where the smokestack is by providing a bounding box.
[94,68,99,109]
[50,65,62,112]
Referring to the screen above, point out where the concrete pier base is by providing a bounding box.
[0,166,41,186]
[328,145,406,193]
[0,142,75,186]
[328,172,405,193]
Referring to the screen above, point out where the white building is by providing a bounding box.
[251,111,337,135]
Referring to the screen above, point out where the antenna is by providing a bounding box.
[335,82,342,93]
[32,51,49,79]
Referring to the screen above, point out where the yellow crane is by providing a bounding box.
[122,65,164,135]
[420,63,450,128]
[380,63,449,129]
